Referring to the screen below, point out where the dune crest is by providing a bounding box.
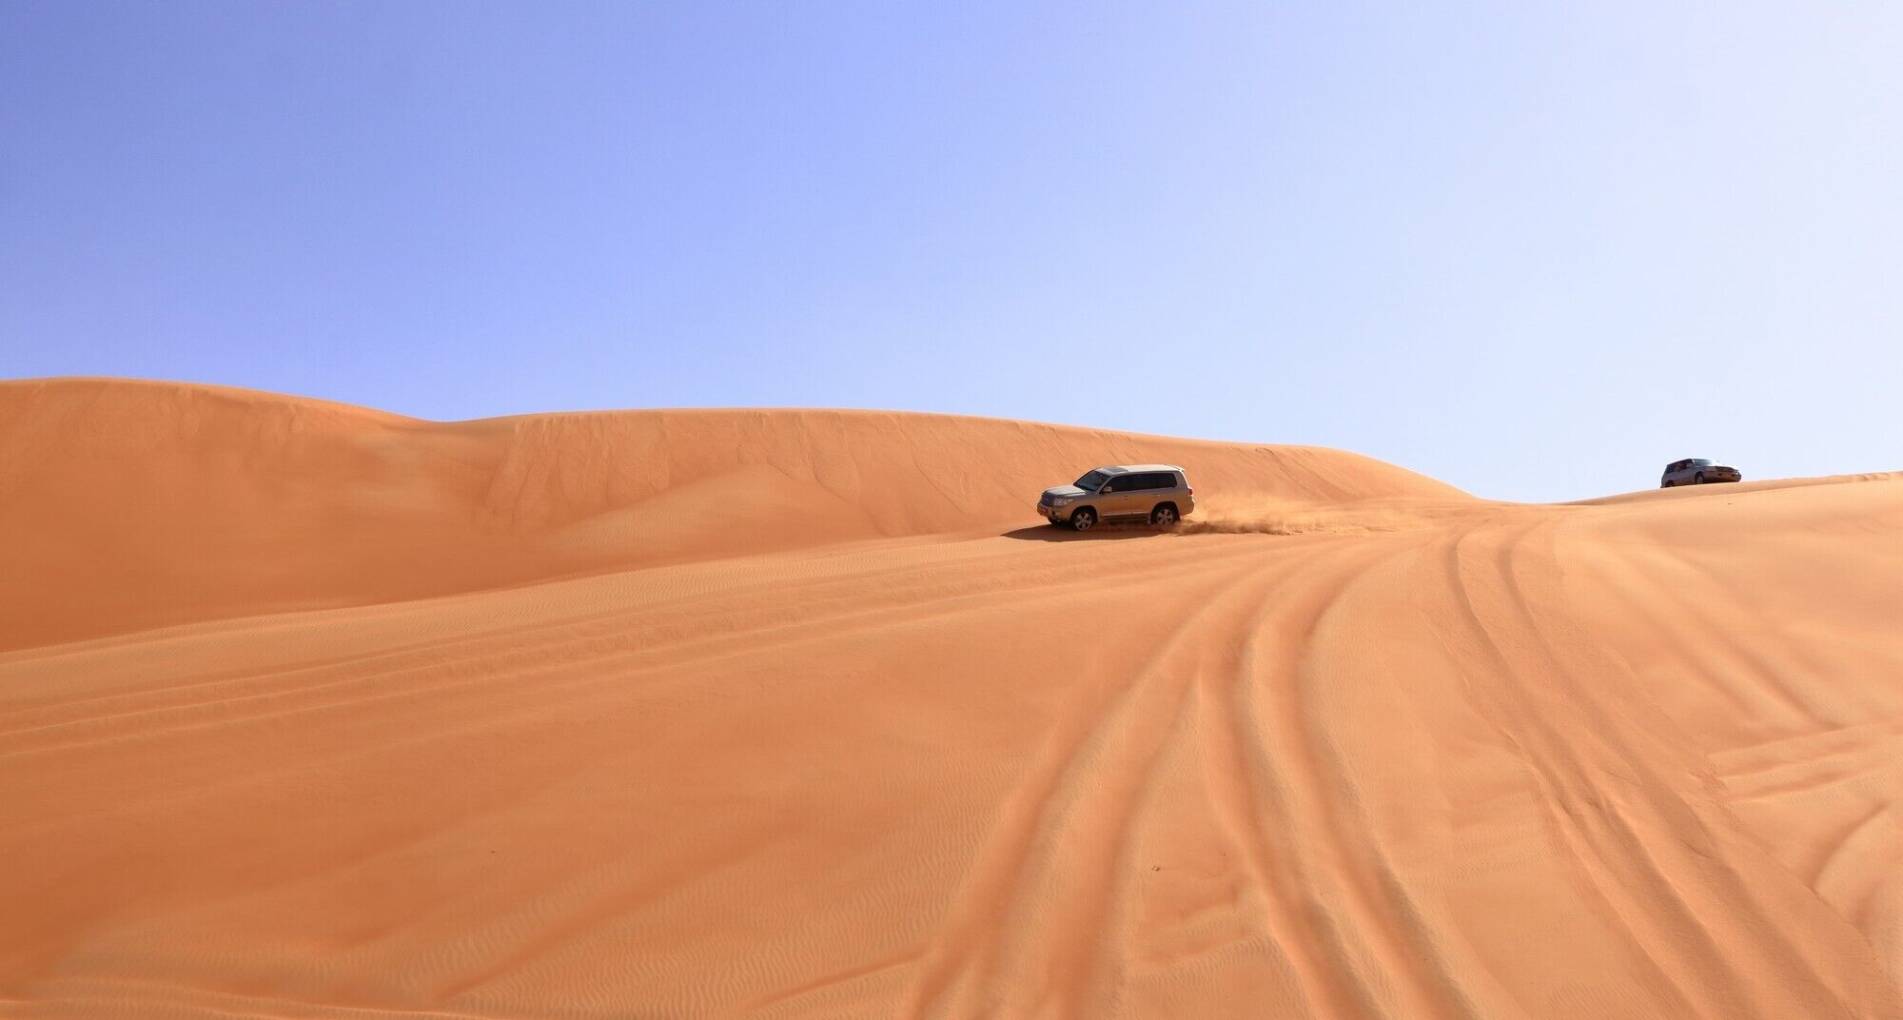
[3,378,1900,1019]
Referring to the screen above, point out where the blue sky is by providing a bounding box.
[4,2,1900,501]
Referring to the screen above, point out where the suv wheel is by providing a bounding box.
[1069,507,1097,532]
[1694,472,1706,484]
[1150,504,1179,527]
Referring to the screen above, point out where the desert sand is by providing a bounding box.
[3,376,1900,1019]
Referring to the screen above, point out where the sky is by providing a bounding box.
[4,2,1900,501]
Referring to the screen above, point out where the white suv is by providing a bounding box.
[1036,465,1195,532]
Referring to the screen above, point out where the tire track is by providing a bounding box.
[1504,517,1887,1015]
[1191,537,1421,1020]
[1252,535,1482,1020]
[0,551,1259,763]
[1439,519,1714,1020]
[903,545,1335,1020]
[0,540,1249,738]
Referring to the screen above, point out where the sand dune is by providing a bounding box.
[0,379,1458,650]
[3,378,1900,1018]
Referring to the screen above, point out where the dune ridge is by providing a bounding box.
[2,378,1900,1019]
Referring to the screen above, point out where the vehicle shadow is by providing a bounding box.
[1000,525,1170,543]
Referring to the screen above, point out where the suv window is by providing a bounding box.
[1103,472,1179,492]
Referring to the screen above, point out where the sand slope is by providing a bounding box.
[2,379,1900,1019]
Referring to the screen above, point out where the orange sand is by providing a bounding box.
[3,377,1900,1018]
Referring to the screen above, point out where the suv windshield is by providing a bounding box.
[1074,470,1109,491]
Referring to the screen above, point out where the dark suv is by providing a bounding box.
[1661,458,1742,487]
